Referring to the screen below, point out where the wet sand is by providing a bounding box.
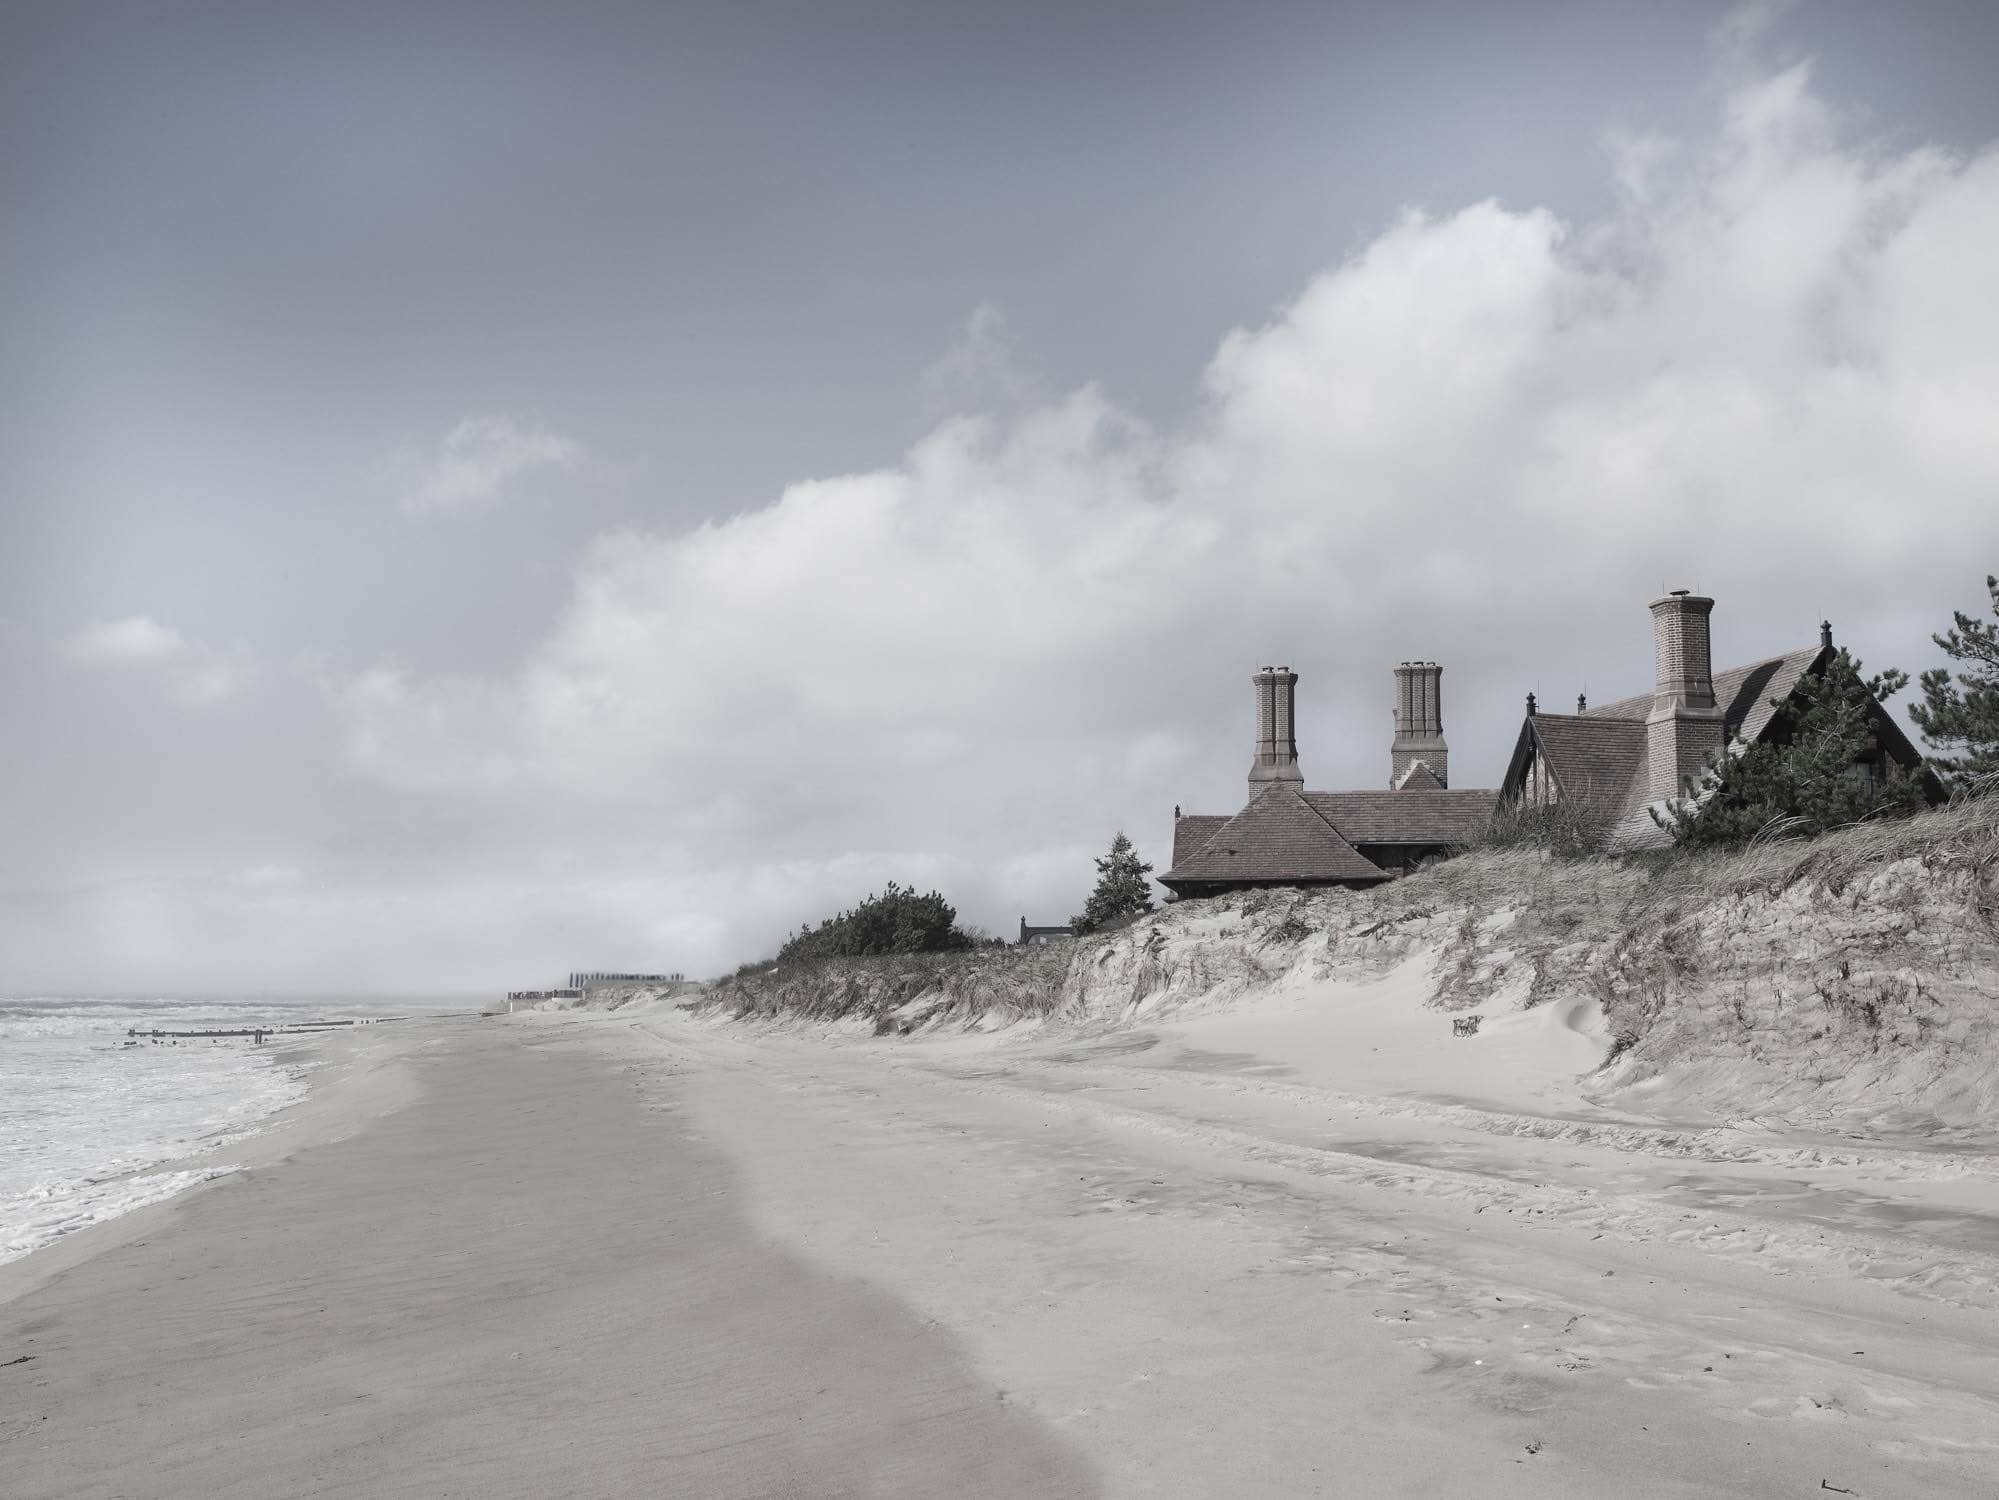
[0,1018,1094,1498]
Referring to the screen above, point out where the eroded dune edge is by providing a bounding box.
[588,795,1999,1137]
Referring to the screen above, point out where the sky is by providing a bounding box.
[4,0,1998,996]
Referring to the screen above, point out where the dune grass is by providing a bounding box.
[699,940,1081,1030]
[1397,777,1999,940]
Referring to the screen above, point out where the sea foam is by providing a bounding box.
[0,998,316,1265]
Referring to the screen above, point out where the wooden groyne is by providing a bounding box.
[125,1018,407,1046]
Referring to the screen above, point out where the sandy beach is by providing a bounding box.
[8,995,1999,1497]
[614,997,1999,1498]
[0,1018,1091,1498]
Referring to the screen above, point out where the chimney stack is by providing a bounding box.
[1645,590,1725,801]
[1248,665,1304,802]
[1390,661,1448,788]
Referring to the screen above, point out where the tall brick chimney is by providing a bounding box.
[1248,665,1304,802]
[1390,661,1448,788]
[1645,591,1726,801]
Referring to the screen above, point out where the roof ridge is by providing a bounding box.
[1582,642,1822,719]
[1163,783,1387,883]
[1295,786,1363,845]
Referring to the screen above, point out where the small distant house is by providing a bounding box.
[1498,590,1935,852]
[1018,918,1075,945]
[1161,662,1498,898]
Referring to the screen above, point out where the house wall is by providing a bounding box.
[1522,744,1560,805]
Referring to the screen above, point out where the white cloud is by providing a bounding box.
[65,615,187,665]
[64,615,254,706]
[1606,130,1678,204]
[171,656,254,707]
[398,415,582,516]
[1711,0,1801,74]
[921,303,1040,415]
[327,62,1999,976]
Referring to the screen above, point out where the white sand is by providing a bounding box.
[613,976,1999,1497]
[9,990,1999,1496]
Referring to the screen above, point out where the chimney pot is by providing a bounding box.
[1247,664,1304,802]
[1390,660,1448,788]
[1526,691,1537,716]
[1820,620,1833,651]
[1646,590,1725,802]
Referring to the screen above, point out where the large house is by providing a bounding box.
[1160,662,1498,897]
[1498,590,1934,851]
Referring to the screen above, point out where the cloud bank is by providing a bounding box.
[320,63,1999,982]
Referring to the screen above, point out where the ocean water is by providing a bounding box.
[0,997,368,1266]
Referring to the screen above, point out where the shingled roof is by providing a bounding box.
[1394,763,1445,790]
[1505,642,1869,852]
[1582,646,1826,742]
[1163,785,1389,887]
[1171,815,1231,870]
[1302,789,1497,846]
[1512,714,1649,814]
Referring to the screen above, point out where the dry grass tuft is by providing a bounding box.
[1400,779,1999,939]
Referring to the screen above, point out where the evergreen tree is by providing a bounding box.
[776,882,974,963]
[1909,573,1999,786]
[1070,832,1155,934]
[1657,648,1926,848]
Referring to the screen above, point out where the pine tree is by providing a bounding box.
[1657,648,1927,848]
[1070,832,1155,935]
[1909,573,1999,787]
[775,882,973,963]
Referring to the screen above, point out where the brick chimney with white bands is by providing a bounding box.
[1390,661,1448,788]
[1645,591,1726,801]
[1247,666,1304,802]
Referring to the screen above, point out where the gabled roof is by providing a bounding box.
[1507,714,1649,815]
[1172,814,1231,870]
[1163,785,1388,886]
[1303,789,1497,846]
[1508,640,1934,847]
[1393,763,1445,790]
[1499,643,1826,821]
[1582,646,1826,743]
